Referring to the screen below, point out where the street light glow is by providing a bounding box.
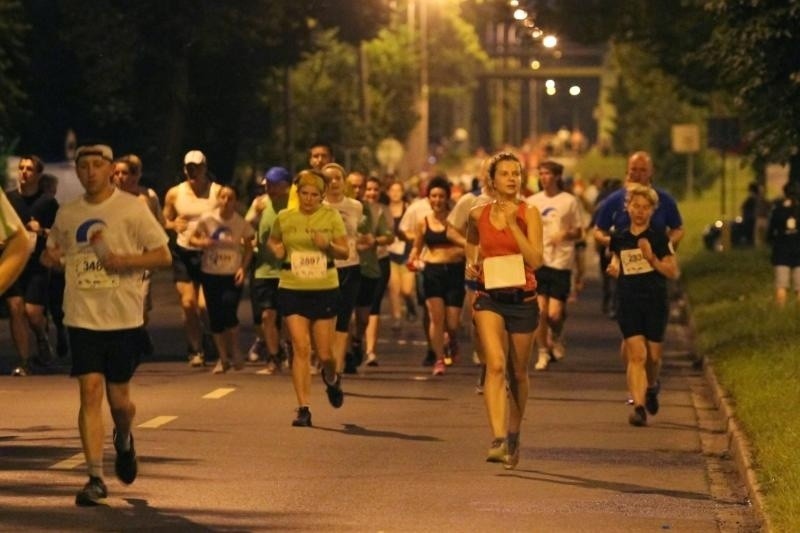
[530,60,541,70]
[542,35,558,48]
[546,86,557,96]
[509,0,520,6]
[531,28,543,39]
[569,85,581,96]
[545,79,555,89]
[513,9,528,20]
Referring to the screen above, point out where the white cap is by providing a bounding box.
[183,150,206,165]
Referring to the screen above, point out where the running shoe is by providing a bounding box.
[292,406,312,427]
[263,356,279,375]
[503,438,520,470]
[365,352,379,367]
[75,476,108,506]
[113,430,138,485]
[486,438,507,463]
[212,360,227,374]
[645,381,661,415]
[628,405,647,427]
[432,359,446,376]
[324,371,344,408]
[534,349,549,371]
[247,338,266,363]
[189,352,205,367]
[11,366,28,377]
[422,349,436,366]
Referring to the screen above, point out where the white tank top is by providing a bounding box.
[174,180,222,249]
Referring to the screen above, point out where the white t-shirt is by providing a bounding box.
[0,190,24,242]
[48,188,169,330]
[447,190,492,233]
[398,197,432,238]
[525,190,585,270]
[173,181,222,249]
[198,210,255,275]
[324,197,363,268]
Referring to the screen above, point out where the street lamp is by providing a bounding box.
[542,34,558,48]
[569,85,581,96]
[513,8,528,20]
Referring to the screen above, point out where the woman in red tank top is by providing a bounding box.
[465,152,543,470]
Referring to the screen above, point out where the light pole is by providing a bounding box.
[403,0,429,178]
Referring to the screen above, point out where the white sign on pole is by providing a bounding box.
[671,124,700,154]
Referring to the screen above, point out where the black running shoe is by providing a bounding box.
[422,349,436,366]
[75,476,108,506]
[113,430,138,485]
[645,381,660,415]
[628,405,647,427]
[292,406,312,427]
[324,373,344,408]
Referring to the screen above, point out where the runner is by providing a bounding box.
[0,189,30,294]
[465,151,543,469]
[42,141,171,505]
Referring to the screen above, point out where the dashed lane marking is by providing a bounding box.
[138,415,178,428]
[203,387,236,399]
[50,453,84,470]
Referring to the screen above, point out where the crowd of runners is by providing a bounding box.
[0,142,684,504]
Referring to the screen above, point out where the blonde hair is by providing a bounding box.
[625,183,659,208]
[295,169,327,194]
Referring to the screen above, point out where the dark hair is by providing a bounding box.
[19,155,44,174]
[487,152,520,180]
[427,176,451,198]
[538,160,564,177]
[309,141,334,159]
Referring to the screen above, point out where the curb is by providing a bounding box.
[702,350,773,532]
[675,290,771,531]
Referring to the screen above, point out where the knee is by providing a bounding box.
[485,357,505,377]
[80,382,104,409]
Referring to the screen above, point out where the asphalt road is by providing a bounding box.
[0,266,759,532]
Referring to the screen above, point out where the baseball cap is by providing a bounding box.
[263,166,291,185]
[184,150,206,165]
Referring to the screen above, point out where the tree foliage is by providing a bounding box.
[0,0,28,148]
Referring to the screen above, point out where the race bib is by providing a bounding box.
[290,250,328,279]
[70,251,120,289]
[620,248,654,276]
[483,254,526,289]
[202,248,241,274]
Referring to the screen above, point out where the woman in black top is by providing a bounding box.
[607,185,679,427]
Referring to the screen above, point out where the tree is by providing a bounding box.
[0,0,28,184]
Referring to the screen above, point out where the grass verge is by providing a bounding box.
[680,190,800,530]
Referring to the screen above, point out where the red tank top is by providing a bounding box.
[477,203,537,291]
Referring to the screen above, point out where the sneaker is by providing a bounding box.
[292,406,312,427]
[365,352,379,366]
[645,381,661,415]
[551,338,566,361]
[503,438,520,470]
[189,352,205,367]
[432,359,446,376]
[629,405,647,427]
[486,438,507,463]
[534,350,549,371]
[75,476,108,506]
[11,366,28,377]
[422,349,436,367]
[475,364,486,395]
[324,371,344,408]
[625,395,634,405]
[113,430,138,485]
[263,356,279,375]
[212,360,228,374]
[247,338,266,363]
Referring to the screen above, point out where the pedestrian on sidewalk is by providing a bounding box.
[42,141,171,506]
[766,180,800,306]
[606,184,679,427]
[466,152,543,469]
[267,169,349,427]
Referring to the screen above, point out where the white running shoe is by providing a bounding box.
[189,352,205,367]
[247,339,266,362]
[534,350,550,371]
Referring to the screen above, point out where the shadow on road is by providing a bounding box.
[312,423,441,442]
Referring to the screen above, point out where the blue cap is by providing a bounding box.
[264,166,291,184]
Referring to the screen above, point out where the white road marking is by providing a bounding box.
[203,387,236,399]
[138,415,178,428]
[50,452,84,470]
